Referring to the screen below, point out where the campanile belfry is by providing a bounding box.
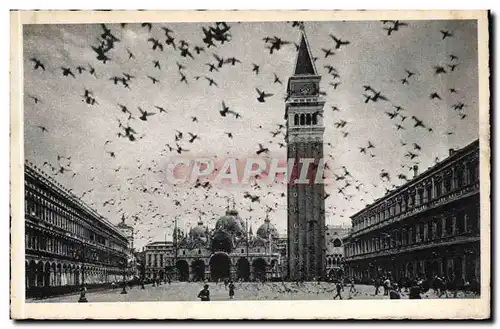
[285,26,326,281]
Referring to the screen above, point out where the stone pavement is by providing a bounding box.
[29,282,479,303]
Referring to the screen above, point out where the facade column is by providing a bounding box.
[462,254,467,282]
[441,215,446,238]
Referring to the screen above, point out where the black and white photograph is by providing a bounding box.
[10,10,490,319]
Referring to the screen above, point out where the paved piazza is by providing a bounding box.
[30,282,479,303]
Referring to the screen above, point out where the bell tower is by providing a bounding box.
[286,26,326,281]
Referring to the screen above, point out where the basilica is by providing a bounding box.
[144,207,287,282]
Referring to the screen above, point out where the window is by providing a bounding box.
[419,223,425,242]
[198,249,201,254]
[333,239,342,247]
[456,168,464,188]
[428,220,434,240]
[426,184,432,202]
[241,249,244,253]
[306,113,311,125]
[444,176,452,193]
[312,113,318,125]
[435,180,442,197]
[300,114,305,125]
[294,114,299,125]
[417,189,424,205]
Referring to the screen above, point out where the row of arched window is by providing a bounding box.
[346,207,479,257]
[293,112,319,126]
[352,160,479,233]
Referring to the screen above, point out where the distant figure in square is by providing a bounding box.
[409,282,422,299]
[198,284,210,301]
[333,282,343,300]
[349,277,356,293]
[383,277,391,296]
[373,277,381,295]
[389,284,401,299]
[229,280,235,299]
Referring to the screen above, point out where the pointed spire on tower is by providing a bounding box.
[293,26,318,76]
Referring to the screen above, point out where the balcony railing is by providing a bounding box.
[344,233,479,262]
[351,181,479,238]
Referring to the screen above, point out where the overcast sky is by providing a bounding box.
[23,19,478,250]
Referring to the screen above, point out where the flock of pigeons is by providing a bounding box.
[26,20,473,247]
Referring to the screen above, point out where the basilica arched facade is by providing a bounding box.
[144,208,285,282]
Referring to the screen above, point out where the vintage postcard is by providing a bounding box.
[10,10,490,319]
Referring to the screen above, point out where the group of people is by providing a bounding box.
[197,278,236,301]
[371,273,480,299]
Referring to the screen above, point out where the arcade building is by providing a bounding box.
[24,161,130,298]
[343,140,480,285]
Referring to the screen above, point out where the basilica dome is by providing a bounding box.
[189,220,208,239]
[256,215,279,240]
[215,209,246,237]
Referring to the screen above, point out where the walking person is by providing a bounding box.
[383,277,391,296]
[333,282,343,300]
[349,277,356,293]
[374,277,380,296]
[198,284,210,301]
[228,280,235,299]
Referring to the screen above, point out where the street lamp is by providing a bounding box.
[121,259,128,294]
[75,241,87,303]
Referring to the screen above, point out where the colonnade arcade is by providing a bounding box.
[25,259,125,289]
[345,242,480,284]
[146,254,280,282]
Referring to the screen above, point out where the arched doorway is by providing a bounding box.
[44,262,51,287]
[176,260,189,281]
[236,258,250,281]
[210,252,231,282]
[406,262,414,278]
[252,258,267,281]
[416,261,422,278]
[192,260,206,281]
[37,262,45,287]
[425,260,439,279]
[454,256,463,280]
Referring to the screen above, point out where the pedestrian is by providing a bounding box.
[409,282,422,299]
[349,277,356,293]
[333,282,343,300]
[383,277,391,296]
[224,278,229,289]
[374,277,380,295]
[198,284,210,301]
[229,280,235,299]
[389,284,401,299]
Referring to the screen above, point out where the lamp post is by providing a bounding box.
[121,258,128,294]
[77,241,87,303]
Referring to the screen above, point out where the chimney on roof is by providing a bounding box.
[413,165,419,178]
[449,148,456,157]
